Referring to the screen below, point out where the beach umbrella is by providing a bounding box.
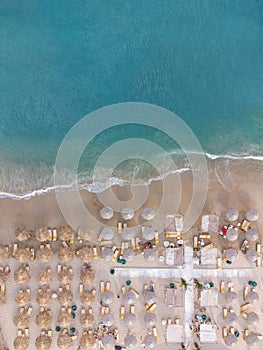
[36,309,52,328]
[58,269,73,285]
[225,249,237,262]
[14,266,31,284]
[78,225,95,241]
[123,248,135,262]
[142,208,155,221]
[247,291,259,303]
[102,291,114,305]
[15,248,31,264]
[35,334,52,350]
[14,336,29,350]
[144,313,157,327]
[37,288,52,307]
[226,229,238,242]
[15,227,32,242]
[13,310,30,329]
[226,312,237,324]
[58,308,72,328]
[144,248,156,262]
[0,294,6,307]
[35,227,50,242]
[80,290,96,306]
[80,332,96,349]
[124,313,136,326]
[122,207,135,220]
[0,245,10,262]
[102,247,114,261]
[102,313,114,326]
[78,246,93,263]
[144,334,157,349]
[145,291,156,304]
[100,207,114,220]
[143,227,155,241]
[58,287,73,306]
[58,246,74,262]
[0,270,9,285]
[122,228,135,240]
[37,245,53,263]
[246,334,258,345]
[101,335,115,349]
[247,312,259,325]
[246,250,258,263]
[80,266,95,284]
[80,311,94,327]
[225,334,237,347]
[225,209,239,222]
[37,269,52,285]
[123,291,136,305]
[246,228,259,241]
[246,209,259,222]
[124,334,137,348]
[100,227,114,240]
[226,291,237,302]
[57,334,72,350]
[58,226,75,241]
[15,290,31,307]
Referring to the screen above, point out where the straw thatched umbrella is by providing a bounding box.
[14,266,31,284]
[144,248,156,262]
[15,227,32,242]
[123,248,135,262]
[124,334,137,348]
[57,308,72,328]
[58,268,73,285]
[102,247,114,261]
[80,265,95,284]
[100,207,114,220]
[247,312,259,325]
[80,332,96,349]
[123,291,136,305]
[142,208,155,221]
[122,207,135,221]
[100,227,114,241]
[246,228,259,242]
[80,290,96,306]
[101,291,114,305]
[0,270,9,285]
[145,291,156,304]
[14,335,29,350]
[36,245,53,263]
[124,313,136,326]
[36,309,52,328]
[246,334,258,345]
[226,312,237,324]
[226,229,238,242]
[13,310,30,329]
[144,313,156,326]
[143,227,155,241]
[122,228,135,241]
[0,245,10,262]
[225,334,237,347]
[15,290,31,307]
[58,246,74,262]
[246,209,259,222]
[246,250,258,263]
[0,294,6,307]
[36,288,52,307]
[247,290,259,303]
[102,313,114,326]
[58,287,73,306]
[226,291,237,302]
[37,269,52,285]
[15,248,31,264]
[58,226,75,241]
[35,334,52,350]
[35,227,50,242]
[144,334,157,349]
[80,311,94,327]
[225,209,239,222]
[225,249,237,262]
[57,333,72,350]
[78,246,93,263]
[101,335,115,349]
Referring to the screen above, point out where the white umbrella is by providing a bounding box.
[246,209,259,222]
[247,312,259,324]
[144,248,156,262]
[102,335,115,349]
[246,228,259,241]
[225,249,237,262]
[142,208,155,221]
[144,313,156,326]
[122,207,135,220]
[144,334,157,349]
[226,291,237,302]
[143,227,155,241]
[225,209,239,222]
[100,227,114,240]
[123,291,136,305]
[123,248,135,262]
[122,228,135,240]
[226,229,238,242]
[102,291,114,305]
[102,248,114,261]
[102,313,114,326]
[246,250,258,263]
[226,312,237,324]
[124,313,136,326]
[145,291,156,304]
[124,334,137,348]
[225,334,237,347]
[100,207,113,220]
[247,291,259,303]
[246,334,258,345]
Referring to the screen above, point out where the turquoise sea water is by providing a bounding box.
[1,0,263,196]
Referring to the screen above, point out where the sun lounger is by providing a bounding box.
[112,248,119,262]
[129,288,139,298]
[153,327,158,340]
[93,246,98,259]
[0,284,5,295]
[26,306,33,316]
[193,236,198,249]
[222,328,227,339]
[241,311,248,319]
[120,306,125,319]
[131,238,136,249]
[48,229,52,241]
[79,284,84,297]
[175,318,180,325]
[223,308,227,320]
[105,282,111,292]
[121,286,126,295]
[17,330,22,337]
[100,282,105,294]
[135,238,140,249]
[154,232,159,244]
[13,243,18,256]
[52,228,57,241]
[199,234,210,239]
[47,330,52,337]
[61,241,69,248]
[241,219,250,232]
[130,305,135,315]
[147,303,157,313]
[256,256,262,268]
[167,318,172,325]
[217,257,222,269]
[240,302,250,311]
[123,223,128,229]
[104,306,109,314]
[120,242,125,255]
[220,281,225,293]
[100,306,105,318]
[117,222,122,234]
[243,329,250,341]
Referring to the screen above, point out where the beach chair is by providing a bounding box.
[0,284,5,295]
[175,318,180,325]
[147,303,157,313]
[193,236,198,250]
[241,311,248,319]
[257,243,261,256]
[153,327,158,340]
[121,286,126,295]
[17,330,22,337]
[100,282,105,294]
[256,256,262,268]
[131,238,136,249]
[57,264,62,273]
[130,305,135,315]
[117,222,122,234]
[105,282,111,292]
[199,234,210,239]
[230,327,235,335]
[243,329,250,341]
[243,287,249,300]
[167,318,172,325]
[69,233,74,244]
[93,246,98,259]
[135,238,140,250]
[13,243,18,256]
[47,330,52,337]
[241,220,250,232]
[217,257,222,269]
[223,308,227,320]
[222,328,228,340]
[48,229,52,241]
[123,223,128,229]
[26,306,33,316]
[154,231,159,244]
[30,248,35,261]
[24,328,29,337]
[220,281,225,293]
[129,288,139,298]
[104,306,110,314]
[62,241,69,248]
[112,248,119,262]
[100,306,105,318]
[120,242,125,255]
[240,302,250,311]
[52,228,57,241]
[120,306,125,319]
